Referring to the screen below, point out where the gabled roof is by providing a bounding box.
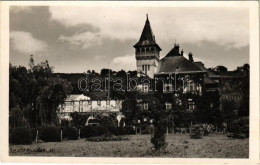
[204,77,218,84]
[157,48,205,74]
[134,15,161,50]
[193,62,219,78]
[66,94,91,101]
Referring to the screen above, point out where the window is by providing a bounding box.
[136,48,140,53]
[142,65,150,74]
[188,99,196,110]
[97,100,101,106]
[143,103,149,110]
[210,103,214,108]
[163,83,173,93]
[146,47,150,52]
[141,48,145,52]
[142,84,149,93]
[165,102,172,110]
[151,47,155,51]
[187,81,196,92]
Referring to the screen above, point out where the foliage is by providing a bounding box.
[40,126,61,142]
[10,127,32,145]
[80,126,97,138]
[63,127,79,140]
[60,119,70,127]
[70,112,90,128]
[9,57,73,128]
[190,124,203,139]
[227,117,249,138]
[151,119,167,150]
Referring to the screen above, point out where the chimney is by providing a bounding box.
[174,44,180,53]
[181,49,184,56]
[188,52,194,62]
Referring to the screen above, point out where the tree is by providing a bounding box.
[9,57,73,128]
[100,69,112,76]
[215,65,228,72]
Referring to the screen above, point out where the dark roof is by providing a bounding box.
[193,62,219,78]
[134,16,161,50]
[204,77,218,84]
[156,50,205,74]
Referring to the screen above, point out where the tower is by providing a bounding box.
[134,14,161,78]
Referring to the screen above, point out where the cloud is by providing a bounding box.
[58,31,102,49]
[111,54,136,71]
[10,31,48,54]
[49,7,249,49]
[10,6,32,13]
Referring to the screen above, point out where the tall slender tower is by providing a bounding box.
[134,14,161,78]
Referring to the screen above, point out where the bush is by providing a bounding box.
[95,126,107,136]
[10,127,32,145]
[80,126,97,138]
[227,117,249,138]
[124,126,135,135]
[40,126,61,142]
[63,127,78,140]
[190,124,203,139]
[151,120,167,150]
[28,128,37,141]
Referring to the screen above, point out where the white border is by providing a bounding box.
[1,1,259,164]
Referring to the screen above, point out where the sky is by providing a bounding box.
[10,6,249,73]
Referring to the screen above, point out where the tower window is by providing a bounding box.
[151,47,155,51]
[141,48,145,52]
[146,47,150,52]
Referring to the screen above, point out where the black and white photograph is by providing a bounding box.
[1,1,259,164]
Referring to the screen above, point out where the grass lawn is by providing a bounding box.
[9,133,248,158]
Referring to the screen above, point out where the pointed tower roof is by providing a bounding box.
[134,15,161,50]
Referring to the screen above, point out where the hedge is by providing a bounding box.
[63,127,79,140]
[10,127,32,145]
[40,126,61,142]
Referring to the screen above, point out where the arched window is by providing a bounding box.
[136,48,140,53]
[141,48,145,52]
[151,47,155,51]
[146,47,150,52]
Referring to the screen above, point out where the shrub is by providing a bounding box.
[10,127,32,145]
[80,126,97,138]
[95,126,107,136]
[63,127,79,140]
[151,120,167,150]
[40,126,61,142]
[124,126,135,135]
[61,119,70,127]
[28,128,37,141]
[227,117,249,138]
[190,124,203,139]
